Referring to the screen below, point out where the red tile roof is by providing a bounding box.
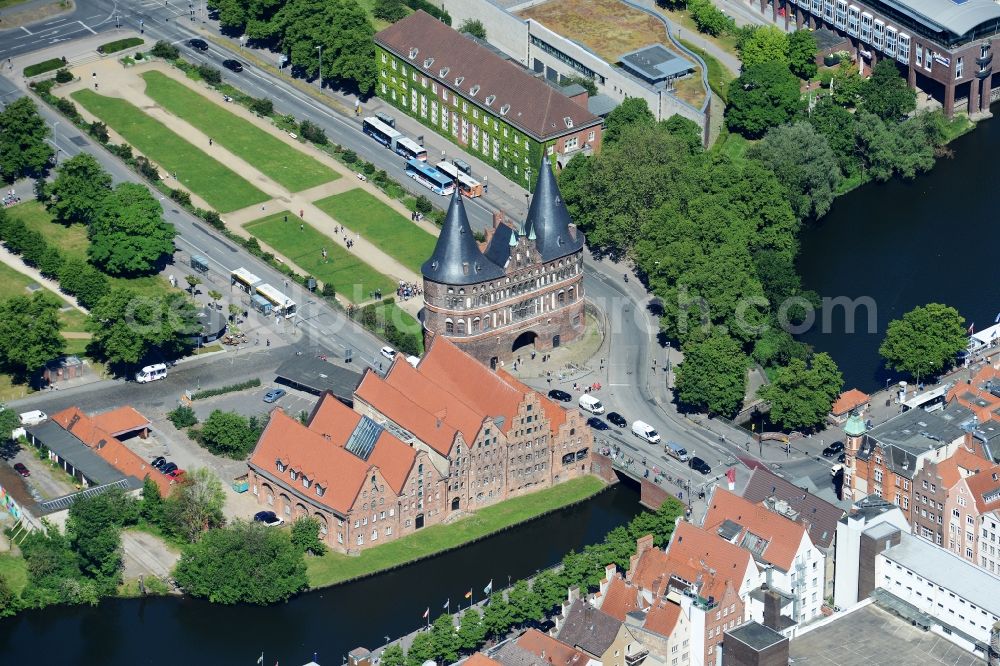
[599,576,641,621]
[831,389,870,416]
[965,464,1000,514]
[465,654,503,666]
[515,628,591,665]
[375,11,601,141]
[669,521,755,585]
[704,488,808,571]
[643,600,682,637]
[498,369,567,431]
[631,545,673,597]
[91,406,150,436]
[935,446,990,489]
[51,406,171,496]
[948,367,1000,423]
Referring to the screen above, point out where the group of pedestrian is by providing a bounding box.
[409,211,424,222]
[396,280,421,300]
[3,189,22,207]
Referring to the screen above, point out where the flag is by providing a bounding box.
[422,607,429,619]
[443,598,450,610]
[969,323,975,334]
[484,579,493,595]
[994,311,1000,324]
[258,654,264,665]
[465,589,473,599]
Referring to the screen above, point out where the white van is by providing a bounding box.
[578,394,605,414]
[18,410,47,426]
[665,441,689,462]
[135,363,168,383]
[632,420,660,444]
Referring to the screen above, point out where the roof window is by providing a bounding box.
[439,67,450,78]
[423,57,434,68]
[563,116,574,128]
[500,104,510,116]
[470,84,480,96]
[408,47,419,59]
[485,94,496,106]
[455,76,464,86]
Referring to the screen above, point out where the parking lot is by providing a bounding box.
[790,603,985,666]
[189,384,317,423]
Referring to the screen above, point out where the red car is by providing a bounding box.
[13,462,29,477]
[168,468,185,479]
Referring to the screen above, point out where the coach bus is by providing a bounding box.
[395,136,428,161]
[254,283,297,317]
[230,267,261,294]
[435,161,483,198]
[404,159,454,196]
[362,116,401,149]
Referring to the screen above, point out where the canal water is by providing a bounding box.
[796,115,1000,392]
[0,483,641,666]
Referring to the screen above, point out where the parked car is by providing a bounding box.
[254,510,284,527]
[168,468,186,479]
[547,389,572,402]
[689,456,712,475]
[380,346,397,361]
[837,452,846,463]
[587,416,609,431]
[578,394,605,414]
[13,462,30,477]
[187,38,208,51]
[606,412,627,428]
[632,420,660,444]
[161,462,178,475]
[222,59,244,73]
[151,456,167,469]
[263,388,287,403]
[823,441,845,457]
[18,410,47,426]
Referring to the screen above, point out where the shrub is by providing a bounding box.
[190,378,261,400]
[151,40,180,60]
[342,149,358,164]
[197,64,222,85]
[134,157,160,182]
[415,195,433,215]
[24,57,66,77]
[299,119,327,145]
[107,143,133,161]
[54,98,80,121]
[321,282,336,298]
[167,405,198,429]
[54,69,73,84]
[201,210,224,230]
[97,37,144,54]
[361,161,376,176]
[249,98,273,117]
[373,0,408,22]
[88,121,110,144]
[134,52,144,61]
[170,189,192,206]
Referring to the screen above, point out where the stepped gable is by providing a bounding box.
[421,189,504,286]
[524,158,585,262]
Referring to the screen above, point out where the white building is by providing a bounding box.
[833,495,910,610]
[979,510,1000,575]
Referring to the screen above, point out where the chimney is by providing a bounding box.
[600,564,616,594]
[763,588,782,631]
[628,535,655,581]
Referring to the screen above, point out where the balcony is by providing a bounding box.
[625,650,649,666]
[977,67,993,80]
[977,53,992,67]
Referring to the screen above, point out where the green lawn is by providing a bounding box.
[7,200,89,262]
[0,262,41,301]
[71,89,270,213]
[313,189,437,274]
[245,211,395,303]
[140,71,339,193]
[0,553,28,595]
[306,476,606,588]
[679,39,735,104]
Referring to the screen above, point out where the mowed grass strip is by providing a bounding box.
[140,71,339,192]
[71,89,269,213]
[7,200,89,262]
[313,189,436,274]
[245,211,395,303]
[305,476,606,588]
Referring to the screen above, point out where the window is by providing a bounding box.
[959,497,967,507]
[957,57,964,79]
[289,469,298,481]
[897,33,911,63]
[874,469,883,483]
[847,5,860,35]
[564,137,579,151]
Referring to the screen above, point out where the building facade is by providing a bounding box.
[421,160,586,367]
[374,11,603,187]
[754,0,1000,117]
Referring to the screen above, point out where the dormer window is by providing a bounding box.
[563,116,574,128]
[316,485,325,497]
[408,47,418,59]
[439,67,450,78]
[289,469,298,481]
[500,104,510,116]
[485,94,495,106]
[423,57,434,68]
[276,460,286,473]
[470,84,480,96]
[302,476,311,489]
[455,76,464,86]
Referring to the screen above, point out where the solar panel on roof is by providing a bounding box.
[345,416,383,461]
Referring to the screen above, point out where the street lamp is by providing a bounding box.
[53,121,60,163]
[315,45,323,88]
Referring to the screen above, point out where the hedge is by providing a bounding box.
[190,378,261,400]
[24,58,66,77]
[97,37,144,54]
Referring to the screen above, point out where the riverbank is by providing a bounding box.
[306,475,609,588]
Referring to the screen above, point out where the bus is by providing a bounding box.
[404,159,454,196]
[436,161,483,198]
[362,116,401,149]
[395,136,427,161]
[231,267,261,294]
[254,283,297,317]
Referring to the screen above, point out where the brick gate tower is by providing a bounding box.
[420,159,586,368]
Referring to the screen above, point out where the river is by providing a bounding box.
[0,483,641,666]
[797,115,1000,392]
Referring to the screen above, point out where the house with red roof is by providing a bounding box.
[829,388,870,423]
[943,461,1000,573]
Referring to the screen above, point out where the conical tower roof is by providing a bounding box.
[525,157,585,261]
[422,190,504,285]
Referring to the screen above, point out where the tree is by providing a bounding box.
[406,631,436,666]
[46,153,114,226]
[88,182,175,277]
[879,303,967,381]
[372,0,408,22]
[86,287,198,368]
[0,407,21,443]
[0,292,65,378]
[675,330,750,417]
[185,274,202,295]
[508,578,543,624]
[197,409,262,458]
[805,97,859,176]
[58,259,109,309]
[0,97,53,182]
[860,60,916,121]
[207,289,223,310]
[290,516,327,555]
[456,608,486,651]
[162,468,227,542]
[140,475,164,526]
[602,97,655,144]
[381,645,405,666]
[660,114,704,154]
[66,488,136,594]
[738,25,789,69]
[481,593,514,637]
[787,30,818,79]
[0,574,20,618]
[560,74,598,97]
[430,613,461,663]
[174,521,307,604]
[299,119,328,145]
[830,62,865,107]
[757,353,843,430]
[727,62,804,138]
[414,195,433,215]
[151,40,180,60]
[458,18,487,40]
[747,122,840,219]
[688,0,733,36]
[19,521,90,608]
[532,569,565,613]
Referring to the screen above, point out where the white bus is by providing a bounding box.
[136,363,167,383]
[362,116,401,148]
[395,136,428,161]
[435,161,483,197]
[231,267,262,294]
[255,283,297,317]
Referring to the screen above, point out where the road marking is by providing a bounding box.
[20,26,33,35]
[85,14,103,20]
[78,21,97,35]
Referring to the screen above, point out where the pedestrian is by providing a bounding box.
[300,223,304,232]
[284,214,288,223]
[261,204,265,212]
[299,209,304,218]
[94,82,98,90]
[209,137,213,146]
[266,338,271,347]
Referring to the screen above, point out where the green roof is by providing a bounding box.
[845,413,867,437]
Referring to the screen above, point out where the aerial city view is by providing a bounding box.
[0,0,999,662]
